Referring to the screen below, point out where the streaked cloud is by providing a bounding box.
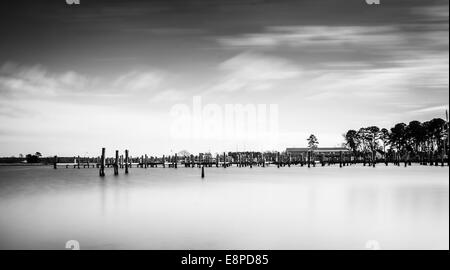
[410,105,449,114]
[0,63,89,98]
[209,52,301,93]
[0,63,176,100]
[113,71,164,92]
[217,26,404,49]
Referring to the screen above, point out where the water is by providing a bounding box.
[0,165,448,250]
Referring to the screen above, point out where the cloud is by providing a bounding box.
[217,26,404,50]
[410,105,449,114]
[410,5,449,22]
[113,70,164,92]
[149,89,186,103]
[304,52,449,102]
[209,52,301,93]
[0,63,89,98]
[0,63,180,101]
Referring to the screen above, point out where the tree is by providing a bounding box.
[344,117,447,165]
[380,128,390,162]
[178,150,190,157]
[344,130,359,156]
[426,118,446,163]
[366,126,381,153]
[307,134,319,149]
[390,123,407,152]
[406,121,426,154]
[26,153,41,163]
[357,127,371,162]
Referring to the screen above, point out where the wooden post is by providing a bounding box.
[99,148,106,177]
[53,155,58,169]
[125,150,129,174]
[201,165,205,178]
[372,151,376,167]
[312,151,315,167]
[277,152,280,168]
[307,151,311,168]
[114,150,119,175]
[162,155,166,168]
[175,153,178,169]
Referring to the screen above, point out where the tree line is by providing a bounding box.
[344,117,449,165]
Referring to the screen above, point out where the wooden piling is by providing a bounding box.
[201,165,205,178]
[114,150,119,175]
[307,151,311,168]
[125,150,129,174]
[99,148,106,177]
[53,155,58,169]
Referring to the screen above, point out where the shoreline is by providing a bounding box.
[0,163,47,167]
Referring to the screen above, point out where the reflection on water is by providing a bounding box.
[0,165,448,250]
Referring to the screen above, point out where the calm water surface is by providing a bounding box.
[0,165,448,250]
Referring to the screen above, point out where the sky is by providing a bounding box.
[0,0,448,157]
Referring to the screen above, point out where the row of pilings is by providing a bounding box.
[51,149,449,177]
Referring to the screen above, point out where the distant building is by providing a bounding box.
[286,147,349,155]
[286,147,350,162]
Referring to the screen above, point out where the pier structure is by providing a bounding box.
[47,144,448,177]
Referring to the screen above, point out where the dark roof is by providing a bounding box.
[286,147,349,152]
